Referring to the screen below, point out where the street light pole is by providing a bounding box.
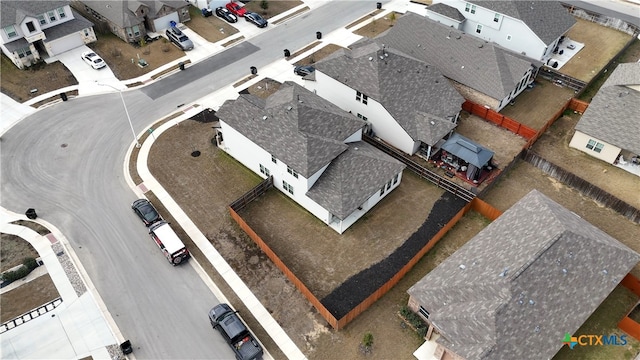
[96,82,141,148]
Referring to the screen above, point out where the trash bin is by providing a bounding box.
[316,31,322,40]
[202,8,213,17]
[377,2,382,9]
[60,92,67,101]
[179,62,185,71]
[250,66,257,75]
[284,49,290,57]
[25,208,37,219]
[120,340,133,355]
[170,20,177,27]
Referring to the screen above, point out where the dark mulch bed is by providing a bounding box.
[189,108,218,123]
[321,192,468,319]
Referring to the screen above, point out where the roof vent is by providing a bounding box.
[459,264,466,270]
[447,30,451,39]
[379,55,384,60]
[461,65,465,69]
[499,268,508,277]
[287,106,292,111]
[478,44,483,48]
[562,268,568,275]
[456,35,461,40]
[529,299,535,305]
[262,115,268,120]
[384,52,388,57]
[430,121,435,125]
[534,325,540,333]
[602,269,608,275]
[369,56,373,61]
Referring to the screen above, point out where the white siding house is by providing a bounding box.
[306,41,463,156]
[216,82,406,234]
[1,1,96,69]
[378,13,539,112]
[569,63,640,176]
[427,0,576,62]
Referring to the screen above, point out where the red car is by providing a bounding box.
[225,1,246,17]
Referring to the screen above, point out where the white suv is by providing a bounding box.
[166,26,194,51]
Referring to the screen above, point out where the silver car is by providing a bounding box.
[166,26,194,51]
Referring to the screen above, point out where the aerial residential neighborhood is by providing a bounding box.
[1,1,639,360]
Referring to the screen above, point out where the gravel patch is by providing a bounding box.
[52,242,86,297]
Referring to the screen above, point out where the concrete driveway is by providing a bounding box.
[50,45,124,94]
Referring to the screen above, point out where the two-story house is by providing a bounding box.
[216,82,406,234]
[426,0,576,62]
[304,40,464,157]
[378,12,539,111]
[1,1,96,69]
[72,0,190,44]
[569,62,640,176]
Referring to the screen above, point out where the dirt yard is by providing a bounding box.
[0,274,60,322]
[0,54,77,103]
[242,0,302,19]
[560,18,633,82]
[0,234,39,272]
[186,6,239,43]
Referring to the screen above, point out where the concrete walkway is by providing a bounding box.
[0,1,427,359]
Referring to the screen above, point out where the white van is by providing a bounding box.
[148,221,190,265]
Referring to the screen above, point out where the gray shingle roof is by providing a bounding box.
[377,12,535,101]
[408,190,639,360]
[575,63,640,154]
[306,141,405,220]
[469,1,576,44]
[42,10,93,41]
[314,39,464,145]
[1,1,70,27]
[427,2,466,22]
[441,133,494,167]
[216,82,366,178]
[82,1,142,28]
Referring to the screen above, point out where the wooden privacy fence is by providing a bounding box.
[229,176,273,212]
[462,100,538,140]
[363,134,476,202]
[522,150,640,224]
[524,97,590,149]
[228,194,503,329]
[618,274,640,342]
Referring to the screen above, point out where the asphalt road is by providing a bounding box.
[0,1,384,359]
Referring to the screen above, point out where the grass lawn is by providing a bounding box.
[553,286,640,360]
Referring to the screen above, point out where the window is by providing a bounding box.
[57,7,66,19]
[283,181,294,195]
[393,174,399,185]
[26,22,36,33]
[419,306,430,320]
[48,11,56,22]
[259,164,270,176]
[126,27,133,38]
[494,13,500,22]
[132,25,140,37]
[84,29,90,37]
[386,179,392,190]
[271,155,277,164]
[356,91,368,105]
[470,5,476,14]
[357,113,368,121]
[3,25,17,38]
[17,47,32,58]
[476,24,483,34]
[586,139,604,153]
[380,186,385,196]
[287,166,298,179]
[465,3,470,12]
[37,14,46,25]
[506,34,512,41]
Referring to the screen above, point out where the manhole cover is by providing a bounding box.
[61,143,68,148]
[191,150,201,157]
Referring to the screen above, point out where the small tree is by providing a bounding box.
[362,332,373,348]
[260,0,269,14]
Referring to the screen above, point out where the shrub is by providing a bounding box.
[1,265,32,283]
[362,332,374,347]
[23,257,39,271]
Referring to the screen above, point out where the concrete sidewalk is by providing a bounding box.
[0,209,121,360]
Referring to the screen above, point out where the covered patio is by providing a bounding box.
[436,133,496,185]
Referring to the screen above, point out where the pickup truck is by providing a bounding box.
[208,303,263,360]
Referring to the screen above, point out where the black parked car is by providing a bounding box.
[131,199,162,226]
[215,7,237,23]
[294,65,315,76]
[244,12,267,28]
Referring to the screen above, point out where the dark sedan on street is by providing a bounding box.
[245,12,267,28]
[131,199,162,226]
[215,7,237,23]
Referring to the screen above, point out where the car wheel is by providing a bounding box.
[172,256,183,265]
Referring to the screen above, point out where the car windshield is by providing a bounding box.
[179,36,189,42]
[93,59,103,64]
[143,210,157,222]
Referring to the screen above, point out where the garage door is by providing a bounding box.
[47,32,84,56]
[153,12,180,31]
